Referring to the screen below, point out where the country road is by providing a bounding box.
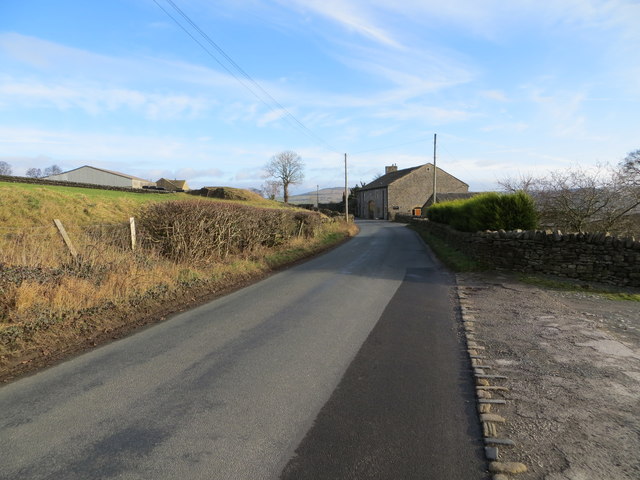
[0,220,486,479]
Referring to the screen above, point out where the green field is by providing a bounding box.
[0,181,280,228]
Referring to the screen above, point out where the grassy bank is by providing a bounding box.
[0,181,282,228]
[0,184,358,380]
[409,224,484,272]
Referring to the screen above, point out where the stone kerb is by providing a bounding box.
[412,219,640,287]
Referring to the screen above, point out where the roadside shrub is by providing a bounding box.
[426,191,538,232]
[137,200,324,262]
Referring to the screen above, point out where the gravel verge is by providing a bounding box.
[457,272,640,480]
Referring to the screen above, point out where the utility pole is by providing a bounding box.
[344,153,349,222]
[432,133,437,206]
[316,185,319,209]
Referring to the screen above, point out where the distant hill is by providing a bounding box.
[280,187,344,205]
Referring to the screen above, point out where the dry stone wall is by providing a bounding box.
[0,175,168,194]
[412,219,640,288]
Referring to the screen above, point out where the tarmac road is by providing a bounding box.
[0,220,486,479]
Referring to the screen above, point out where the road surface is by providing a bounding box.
[0,220,486,479]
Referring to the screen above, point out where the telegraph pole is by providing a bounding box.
[432,133,437,206]
[344,153,349,222]
[316,185,319,209]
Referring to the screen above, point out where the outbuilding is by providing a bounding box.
[45,165,155,189]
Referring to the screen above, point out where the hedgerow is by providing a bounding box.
[137,200,324,262]
[426,191,538,232]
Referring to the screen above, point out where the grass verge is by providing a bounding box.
[409,225,485,272]
[0,219,358,382]
[518,275,640,302]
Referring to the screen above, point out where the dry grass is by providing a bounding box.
[0,187,356,368]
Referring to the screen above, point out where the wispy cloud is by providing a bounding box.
[481,90,509,102]
[280,0,402,47]
[0,76,213,119]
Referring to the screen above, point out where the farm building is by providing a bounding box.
[156,178,190,192]
[45,166,155,189]
[357,163,468,220]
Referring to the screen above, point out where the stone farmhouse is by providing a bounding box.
[45,165,155,189]
[357,163,469,220]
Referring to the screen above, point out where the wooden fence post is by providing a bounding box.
[53,219,78,259]
[130,217,137,251]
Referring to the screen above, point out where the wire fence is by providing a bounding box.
[0,218,138,267]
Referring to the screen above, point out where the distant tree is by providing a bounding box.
[261,180,281,201]
[0,161,11,176]
[497,173,538,194]
[44,164,62,176]
[348,182,366,215]
[25,167,42,178]
[620,148,640,186]
[500,163,640,235]
[264,151,304,203]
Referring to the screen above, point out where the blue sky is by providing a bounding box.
[1,0,639,193]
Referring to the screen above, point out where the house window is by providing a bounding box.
[412,207,422,216]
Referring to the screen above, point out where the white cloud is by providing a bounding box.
[373,105,474,124]
[257,108,288,127]
[0,76,213,119]
[280,0,402,47]
[481,90,509,102]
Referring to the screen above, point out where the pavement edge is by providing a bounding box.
[455,274,529,480]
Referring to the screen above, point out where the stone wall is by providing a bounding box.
[359,188,387,219]
[0,175,169,194]
[412,219,640,288]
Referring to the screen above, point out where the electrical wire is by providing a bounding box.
[153,0,340,154]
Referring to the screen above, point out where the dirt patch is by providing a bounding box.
[457,272,640,479]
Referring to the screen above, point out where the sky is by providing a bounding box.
[1,0,639,193]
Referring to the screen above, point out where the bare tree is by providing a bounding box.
[0,161,11,176]
[497,173,538,194]
[620,148,640,186]
[265,151,304,203]
[44,164,62,176]
[501,164,640,235]
[25,167,42,178]
[260,180,281,200]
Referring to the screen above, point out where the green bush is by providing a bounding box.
[426,191,538,232]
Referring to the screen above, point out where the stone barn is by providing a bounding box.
[357,163,468,220]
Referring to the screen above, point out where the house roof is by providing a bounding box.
[52,165,152,182]
[359,166,422,191]
[423,192,479,206]
[158,178,188,189]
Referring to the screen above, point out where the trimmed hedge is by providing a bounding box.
[426,191,538,232]
[138,200,324,262]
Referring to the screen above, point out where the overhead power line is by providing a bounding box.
[153,0,340,153]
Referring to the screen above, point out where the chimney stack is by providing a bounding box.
[385,164,398,174]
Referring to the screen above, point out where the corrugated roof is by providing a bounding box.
[359,166,422,191]
[53,165,152,182]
